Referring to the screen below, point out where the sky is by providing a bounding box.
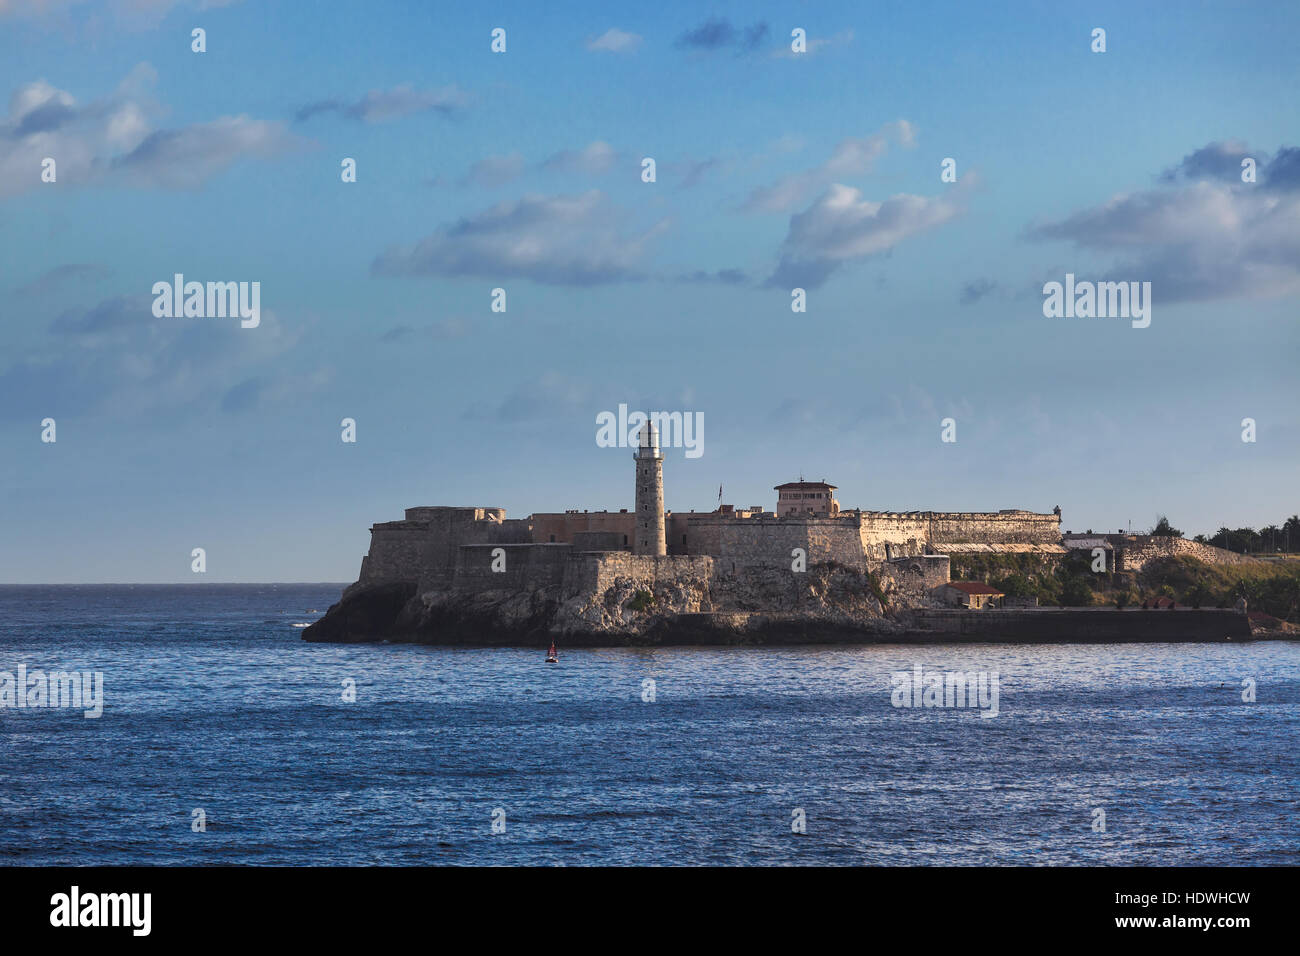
[0,0,1297,583]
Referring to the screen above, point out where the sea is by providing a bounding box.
[1,584,1296,866]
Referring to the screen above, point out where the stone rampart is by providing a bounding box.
[1116,536,1263,573]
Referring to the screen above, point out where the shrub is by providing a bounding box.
[627,590,655,613]
[866,572,888,607]
[1059,576,1096,607]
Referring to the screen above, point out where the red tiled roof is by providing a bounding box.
[946,581,1004,595]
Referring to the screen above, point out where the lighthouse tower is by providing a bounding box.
[633,421,666,556]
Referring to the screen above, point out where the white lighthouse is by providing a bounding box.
[633,421,666,556]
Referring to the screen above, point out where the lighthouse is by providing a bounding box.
[634,421,666,556]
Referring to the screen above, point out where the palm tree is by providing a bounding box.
[1283,515,1300,553]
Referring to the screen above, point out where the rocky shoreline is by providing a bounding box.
[301,573,1280,646]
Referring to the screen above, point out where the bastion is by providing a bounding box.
[305,421,1079,645]
[303,427,1262,646]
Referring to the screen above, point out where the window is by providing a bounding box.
[549,534,555,542]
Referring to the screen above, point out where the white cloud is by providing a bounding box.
[112,115,299,188]
[0,66,301,197]
[295,84,467,124]
[0,0,244,29]
[542,140,619,176]
[0,294,312,422]
[460,152,526,187]
[1028,148,1300,303]
[741,120,915,213]
[372,190,666,286]
[769,181,969,288]
[586,28,642,53]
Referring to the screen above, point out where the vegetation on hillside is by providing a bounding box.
[1131,512,1300,555]
[952,551,1300,622]
[1136,556,1300,621]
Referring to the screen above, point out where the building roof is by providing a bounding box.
[1063,537,1112,550]
[945,581,1005,596]
[774,481,837,490]
[941,543,1066,555]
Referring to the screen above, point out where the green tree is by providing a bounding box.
[1059,576,1096,607]
[1149,515,1182,537]
[1283,515,1300,553]
[993,573,1035,597]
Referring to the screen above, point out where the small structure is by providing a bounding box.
[887,554,951,591]
[940,581,1005,609]
[774,480,839,517]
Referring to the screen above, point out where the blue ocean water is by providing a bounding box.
[0,584,1296,866]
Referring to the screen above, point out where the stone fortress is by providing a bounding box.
[305,422,1263,644]
[351,423,1063,602]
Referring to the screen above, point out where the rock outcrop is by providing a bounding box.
[303,561,905,646]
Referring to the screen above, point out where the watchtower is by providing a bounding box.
[634,422,666,556]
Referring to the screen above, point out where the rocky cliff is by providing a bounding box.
[302,561,907,646]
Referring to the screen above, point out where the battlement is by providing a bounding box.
[350,464,1067,597]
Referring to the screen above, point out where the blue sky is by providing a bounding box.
[1,0,1297,582]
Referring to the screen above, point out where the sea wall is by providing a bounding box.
[905,607,1252,642]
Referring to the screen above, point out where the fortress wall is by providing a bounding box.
[358,520,430,584]
[681,517,723,557]
[928,511,1061,545]
[414,508,531,592]
[686,518,865,574]
[576,553,715,595]
[1117,536,1262,573]
[885,554,951,593]
[804,520,870,571]
[572,531,623,551]
[719,519,810,572]
[858,514,932,563]
[857,511,1062,562]
[530,511,635,547]
[452,543,571,592]
[360,501,1061,593]
[667,513,694,554]
[406,506,505,522]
